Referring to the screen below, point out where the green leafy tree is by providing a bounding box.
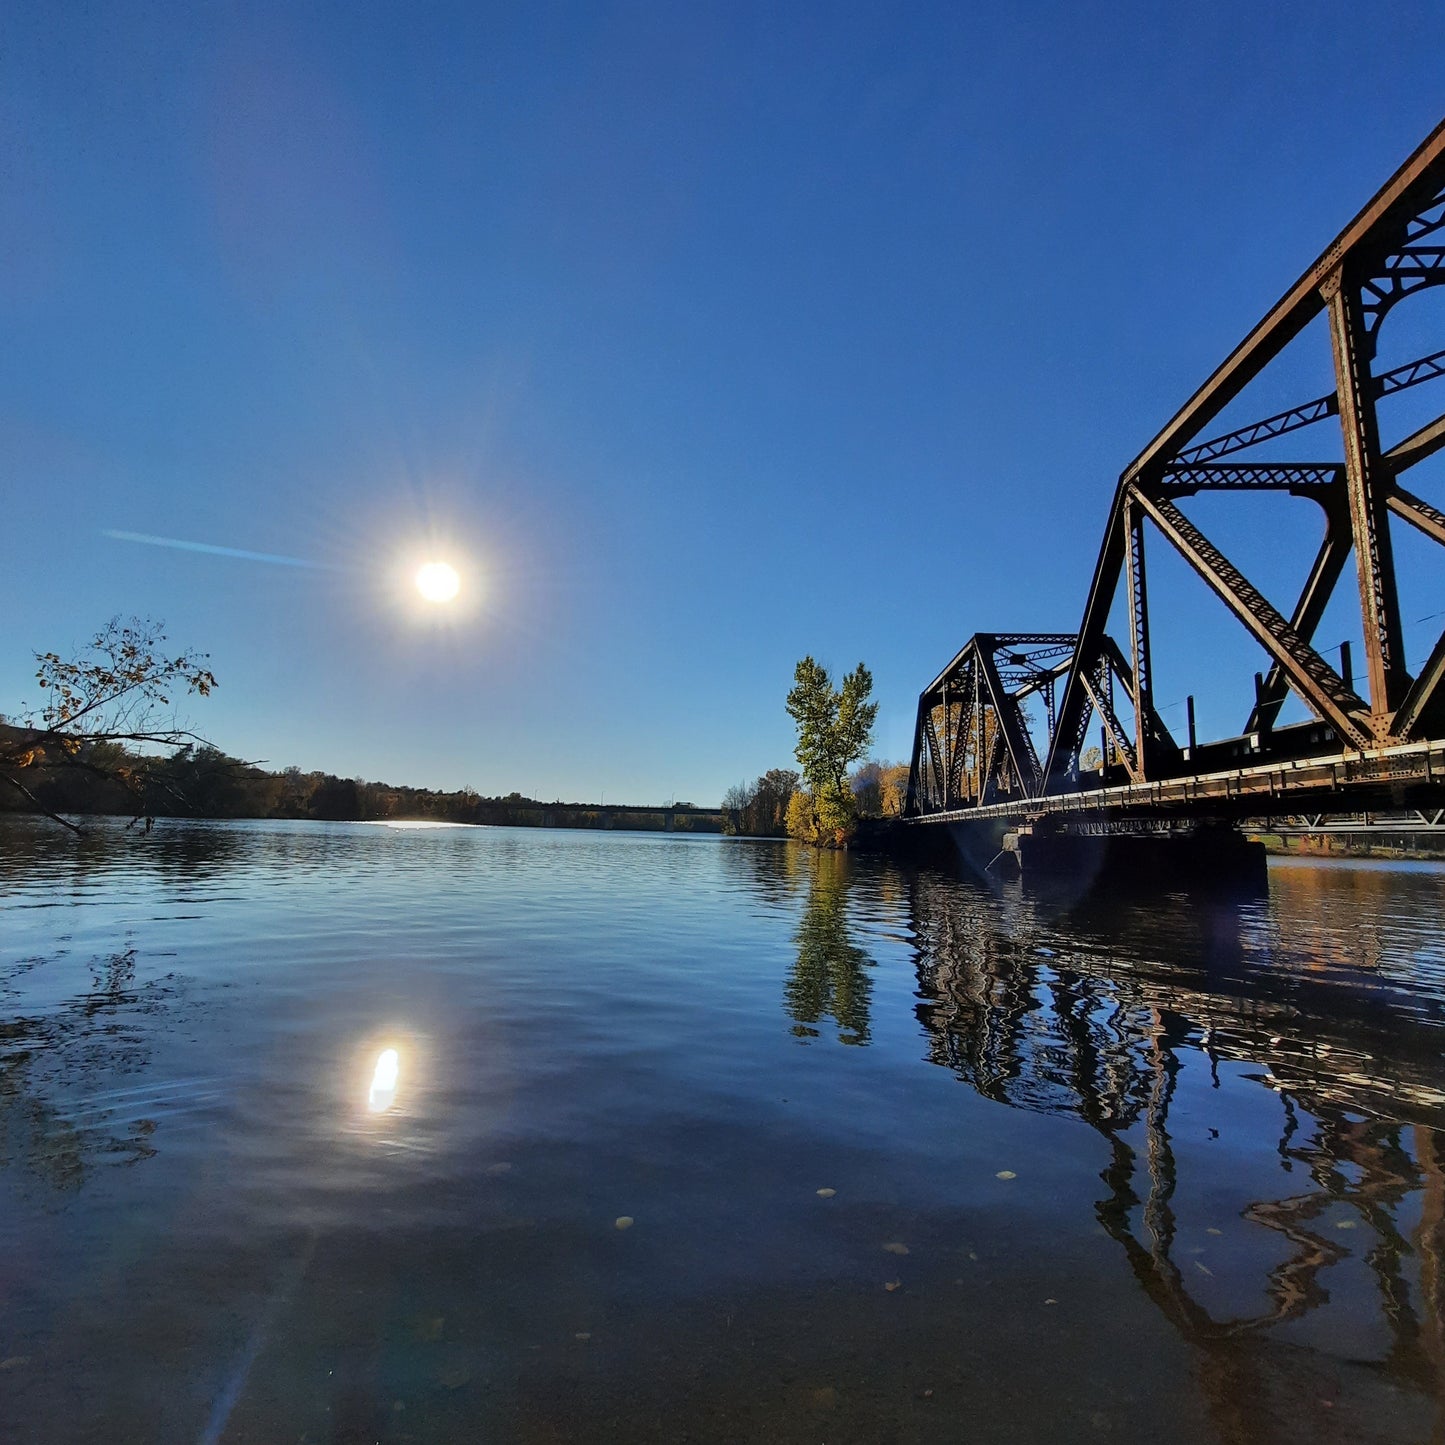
[785,657,878,843]
[785,787,817,842]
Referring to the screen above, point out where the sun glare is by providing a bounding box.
[415,561,460,603]
[368,1047,400,1112]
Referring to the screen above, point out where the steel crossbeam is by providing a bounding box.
[1156,463,1343,498]
[905,634,1080,815]
[1245,528,1351,734]
[1173,348,1445,464]
[1388,485,1445,545]
[1130,490,1372,747]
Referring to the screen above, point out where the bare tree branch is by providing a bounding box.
[2,617,220,832]
[0,771,83,834]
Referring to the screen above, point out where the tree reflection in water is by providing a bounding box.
[784,849,875,1045]
[0,945,194,1191]
[908,867,1445,1443]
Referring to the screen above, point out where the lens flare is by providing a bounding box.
[368,1047,400,1112]
[415,561,460,603]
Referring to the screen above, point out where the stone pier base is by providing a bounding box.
[1007,825,1267,887]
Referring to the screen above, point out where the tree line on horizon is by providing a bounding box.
[0,617,719,833]
[0,730,718,831]
[2,620,906,843]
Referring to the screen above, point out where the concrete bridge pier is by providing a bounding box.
[1001,823,1267,887]
[896,816,1267,889]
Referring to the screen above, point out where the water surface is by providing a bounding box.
[2,818,1443,1443]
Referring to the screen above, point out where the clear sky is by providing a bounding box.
[3,2,1443,803]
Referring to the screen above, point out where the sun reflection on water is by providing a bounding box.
[368,1047,400,1112]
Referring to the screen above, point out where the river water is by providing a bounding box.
[1,817,1443,1444]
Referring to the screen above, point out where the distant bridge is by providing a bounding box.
[516,801,724,832]
[906,120,1445,843]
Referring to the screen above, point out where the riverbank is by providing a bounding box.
[1251,830,1445,861]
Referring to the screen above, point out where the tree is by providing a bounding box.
[879,762,910,816]
[721,768,801,837]
[1,617,218,832]
[785,788,817,843]
[721,780,756,835]
[309,775,361,820]
[785,657,878,843]
[752,767,800,836]
[849,758,910,818]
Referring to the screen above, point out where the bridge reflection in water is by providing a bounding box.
[778,848,1445,1439]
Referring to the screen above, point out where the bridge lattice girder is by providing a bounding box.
[907,118,1445,819]
[905,633,1168,813]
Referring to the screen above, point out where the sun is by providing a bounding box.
[415,561,460,603]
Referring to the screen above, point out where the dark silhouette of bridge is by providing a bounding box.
[906,119,1445,847]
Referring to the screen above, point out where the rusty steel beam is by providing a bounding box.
[1176,347,1445,465]
[924,708,946,802]
[1176,396,1338,464]
[1124,119,1445,482]
[1099,633,1179,773]
[1324,263,1410,717]
[1246,526,1352,734]
[1381,413,1445,473]
[1386,415,1445,474]
[1129,488,1373,747]
[1043,501,1129,787]
[978,723,1005,807]
[1157,463,1343,497]
[938,686,952,801]
[1394,627,1445,740]
[948,682,975,801]
[1080,655,1142,784]
[1124,496,1152,769]
[1381,348,1445,395]
[976,644,1043,795]
[1387,485,1445,547]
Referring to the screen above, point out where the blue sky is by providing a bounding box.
[2,2,1443,803]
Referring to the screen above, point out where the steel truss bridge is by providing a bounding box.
[906,120,1445,834]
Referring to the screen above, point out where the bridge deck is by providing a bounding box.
[910,739,1445,827]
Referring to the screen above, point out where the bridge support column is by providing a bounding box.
[1323,263,1408,722]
